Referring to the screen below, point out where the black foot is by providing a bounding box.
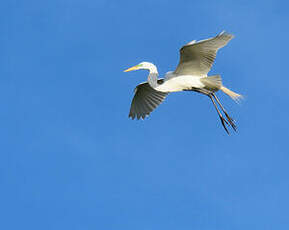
[219,116,230,134]
[224,112,237,131]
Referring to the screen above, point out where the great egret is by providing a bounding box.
[124,31,242,134]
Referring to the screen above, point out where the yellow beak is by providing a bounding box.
[124,65,140,72]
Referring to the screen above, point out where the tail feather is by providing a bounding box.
[201,75,243,103]
[201,75,222,91]
[220,86,243,103]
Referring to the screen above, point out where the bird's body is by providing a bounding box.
[124,31,242,133]
[155,73,205,93]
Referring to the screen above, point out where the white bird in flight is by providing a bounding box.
[124,31,242,134]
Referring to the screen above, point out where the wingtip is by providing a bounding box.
[219,30,234,39]
[128,113,150,120]
[128,114,135,120]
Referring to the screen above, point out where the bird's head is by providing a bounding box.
[124,62,157,72]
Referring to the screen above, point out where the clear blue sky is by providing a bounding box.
[1,0,289,229]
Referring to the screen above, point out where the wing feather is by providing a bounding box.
[174,31,234,76]
[129,82,168,120]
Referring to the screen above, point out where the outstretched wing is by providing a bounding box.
[174,31,234,76]
[129,80,168,120]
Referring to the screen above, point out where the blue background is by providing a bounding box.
[1,0,289,229]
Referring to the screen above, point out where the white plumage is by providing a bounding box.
[124,31,242,134]
[155,74,205,92]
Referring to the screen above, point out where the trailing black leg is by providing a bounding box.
[208,94,229,134]
[212,93,237,131]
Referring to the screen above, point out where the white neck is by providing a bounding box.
[146,64,159,89]
[148,64,158,74]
